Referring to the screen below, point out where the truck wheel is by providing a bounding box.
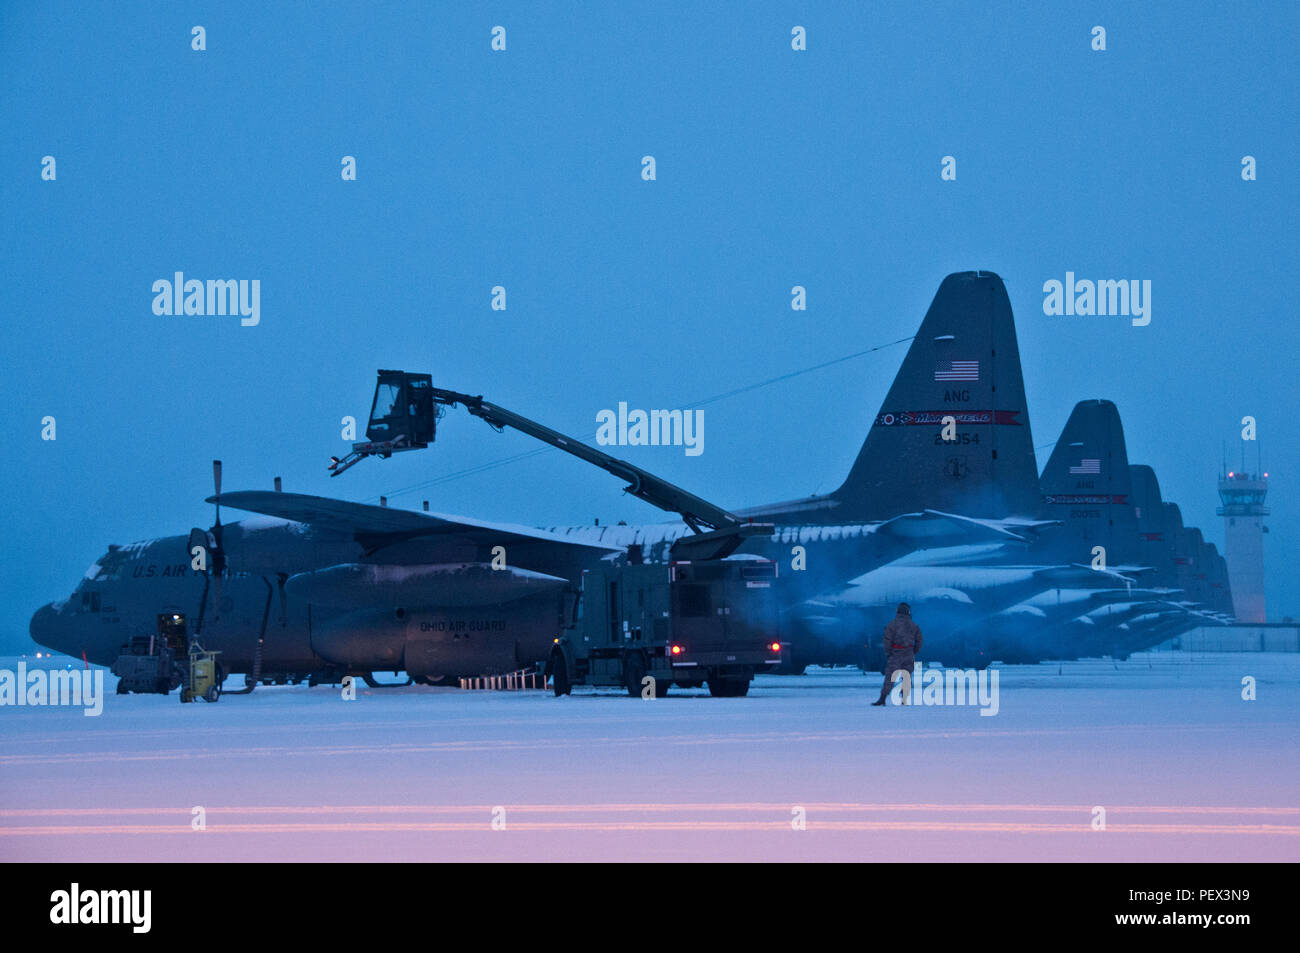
[550,652,571,697]
[624,653,647,697]
[204,685,220,703]
[708,677,749,698]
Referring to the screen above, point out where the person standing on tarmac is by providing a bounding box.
[872,602,922,706]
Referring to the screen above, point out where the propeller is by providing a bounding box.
[210,460,226,618]
[213,459,222,525]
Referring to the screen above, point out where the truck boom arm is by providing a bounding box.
[431,387,740,534]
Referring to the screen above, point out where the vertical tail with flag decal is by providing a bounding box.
[828,270,1040,521]
[1038,400,1140,567]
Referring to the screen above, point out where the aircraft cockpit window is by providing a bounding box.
[84,552,125,581]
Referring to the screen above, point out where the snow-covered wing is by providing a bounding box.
[209,491,623,551]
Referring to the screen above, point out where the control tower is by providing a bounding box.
[1216,469,1269,622]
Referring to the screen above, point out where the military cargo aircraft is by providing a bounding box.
[31,271,1227,685]
[789,395,1234,667]
[522,274,1230,668]
[29,472,623,688]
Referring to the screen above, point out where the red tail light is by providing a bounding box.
[769,642,781,652]
[670,644,684,656]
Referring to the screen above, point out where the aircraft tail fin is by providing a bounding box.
[827,270,1040,521]
[1039,400,1140,565]
[1128,464,1177,587]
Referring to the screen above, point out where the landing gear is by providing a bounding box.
[413,674,457,687]
[360,672,413,688]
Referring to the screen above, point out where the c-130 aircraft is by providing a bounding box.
[315,270,1227,670]
[29,273,1021,686]
[32,272,1222,685]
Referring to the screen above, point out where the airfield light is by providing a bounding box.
[1229,472,1234,478]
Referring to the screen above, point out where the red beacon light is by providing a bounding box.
[669,644,684,656]
[769,642,781,652]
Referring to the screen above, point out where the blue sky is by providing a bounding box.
[2,1,1297,650]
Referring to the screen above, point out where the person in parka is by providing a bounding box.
[872,602,922,706]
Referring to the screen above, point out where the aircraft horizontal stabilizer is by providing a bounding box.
[1061,564,1143,583]
[876,509,1033,544]
[1017,564,1133,587]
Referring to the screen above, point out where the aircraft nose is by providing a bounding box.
[29,603,64,653]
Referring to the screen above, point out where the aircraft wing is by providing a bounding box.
[209,491,624,552]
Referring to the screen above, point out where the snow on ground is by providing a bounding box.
[2,652,1297,861]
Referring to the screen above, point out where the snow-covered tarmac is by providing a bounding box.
[2,652,1297,861]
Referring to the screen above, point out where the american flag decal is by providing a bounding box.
[1069,459,1101,474]
[934,360,979,381]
